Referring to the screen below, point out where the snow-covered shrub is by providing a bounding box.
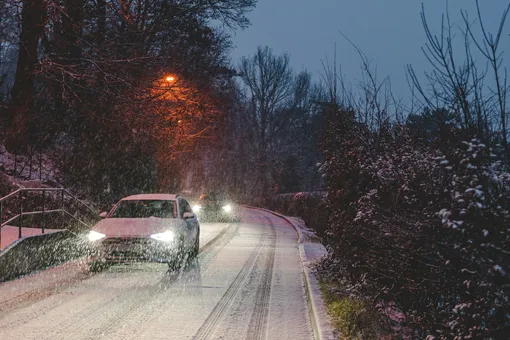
[319,114,510,338]
[430,139,510,339]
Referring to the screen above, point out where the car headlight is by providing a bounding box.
[150,231,175,242]
[192,205,201,213]
[222,204,232,213]
[87,231,106,242]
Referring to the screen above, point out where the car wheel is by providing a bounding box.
[168,246,186,270]
[89,259,106,272]
[167,259,179,270]
[189,237,199,259]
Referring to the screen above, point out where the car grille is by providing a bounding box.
[101,237,152,246]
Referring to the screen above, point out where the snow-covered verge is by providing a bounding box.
[289,217,337,340]
[287,215,395,339]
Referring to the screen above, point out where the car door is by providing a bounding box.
[179,198,199,240]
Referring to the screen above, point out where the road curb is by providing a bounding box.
[241,205,335,340]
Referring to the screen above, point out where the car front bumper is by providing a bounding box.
[90,236,189,263]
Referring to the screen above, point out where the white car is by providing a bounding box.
[85,194,199,270]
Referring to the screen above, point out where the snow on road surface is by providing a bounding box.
[0,208,313,340]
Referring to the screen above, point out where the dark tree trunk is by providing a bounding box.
[4,0,45,154]
[63,0,84,60]
[97,0,106,49]
[53,0,84,127]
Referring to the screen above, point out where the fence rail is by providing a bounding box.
[0,188,99,248]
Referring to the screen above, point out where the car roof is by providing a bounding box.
[121,194,179,201]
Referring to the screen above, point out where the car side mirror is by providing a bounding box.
[183,212,196,220]
[99,212,108,218]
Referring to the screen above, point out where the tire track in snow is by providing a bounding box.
[199,223,233,255]
[197,223,239,271]
[39,272,170,340]
[0,276,126,332]
[0,260,95,316]
[192,232,266,340]
[245,214,277,340]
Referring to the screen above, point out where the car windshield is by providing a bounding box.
[109,200,175,218]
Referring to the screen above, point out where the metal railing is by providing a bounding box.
[0,188,99,247]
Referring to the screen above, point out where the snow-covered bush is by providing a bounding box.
[267,191,328,236]
[430,139,510,339]
[319,111,510,338]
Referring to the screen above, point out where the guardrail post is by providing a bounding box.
[61,190,65,228]
[29,151,33,178]
[18,191,22,239]
[39,150,43,181]
[42,190,46,234]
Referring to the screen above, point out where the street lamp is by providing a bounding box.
[166,76,175,82]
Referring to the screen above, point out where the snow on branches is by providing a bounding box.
[320,121,510,339]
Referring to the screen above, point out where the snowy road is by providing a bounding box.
[0,208,313,340]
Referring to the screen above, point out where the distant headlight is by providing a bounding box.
[150,231,175,242]
[87,231,106,242]
[192,205,201,213]
[222,204,232,213]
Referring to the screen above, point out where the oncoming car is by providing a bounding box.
[191,192,237,222]
[85,194,199,271]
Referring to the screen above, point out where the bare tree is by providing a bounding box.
[320,38,394,133]
[4,0,46,153]
[407,4,476,132]
[462,0,510,153]
[407,1,510,151]
[237,46,294,197]
[0,0,19,98]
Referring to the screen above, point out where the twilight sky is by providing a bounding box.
[230,0,509,102]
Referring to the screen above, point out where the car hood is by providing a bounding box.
[92,218,185,237]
